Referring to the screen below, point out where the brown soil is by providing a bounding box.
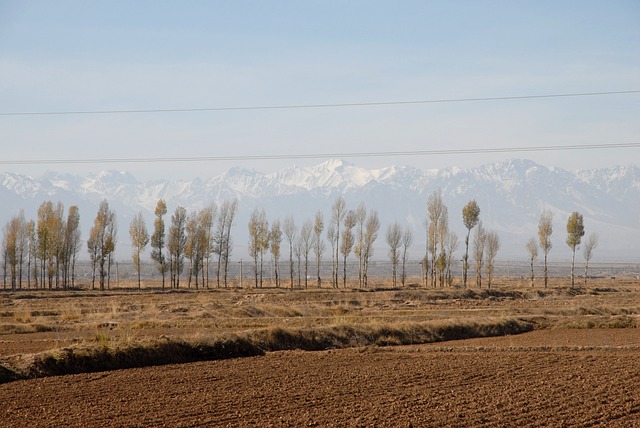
[2,329,639,427]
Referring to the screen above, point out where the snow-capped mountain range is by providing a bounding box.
[1,159,639,261]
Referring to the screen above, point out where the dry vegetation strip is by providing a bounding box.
[0,279,638,383]
[0,317,533,383]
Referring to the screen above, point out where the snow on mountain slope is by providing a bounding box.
[1,159,638,261]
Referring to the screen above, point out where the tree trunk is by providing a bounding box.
[570,247,576,288]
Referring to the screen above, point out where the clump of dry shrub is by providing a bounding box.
[246,317,534,352]
[3,334,264,381]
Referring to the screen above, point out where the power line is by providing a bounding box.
[2,142,638,166]
[1,90,639,117]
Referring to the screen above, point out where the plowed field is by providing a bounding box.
[2,329,639,427]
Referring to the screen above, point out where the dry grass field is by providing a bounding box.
[1,277,639,426]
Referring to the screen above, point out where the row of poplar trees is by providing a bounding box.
[134,199,239,290]
[2,194,598,291]
[1,202,82,291]
[247,197,382,289]
[1,198,239,291]
[246,190,502,290]
[527,209,599,288]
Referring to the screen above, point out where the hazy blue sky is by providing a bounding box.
[1,1,638,180]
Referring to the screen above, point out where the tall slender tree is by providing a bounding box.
[129,212,149,289]
[299,219,315,289]
[462,200,480,288]
[353,202,367,287]
[1,214,26,291]
[213,199,237,287]
[168,206,187,288]
[445,231,459,287]
[284,216,297,289]
[330,196,347,288]
[270,219,282,287]
[566,211,585,288]
[400,227,413,286]
[386,222,402,287]
[427,190,449,288]
[526,237,538,287]
[326,224,337,288]
[538,209,553,288]
[26,219,36,289]
[198,204,216,288]
[220,200,238,287]
[150,199,168,289]
[583,233,598,286]
[485,230,500,289]
[340,211,356,288]
[88,200,116,291]
[248,208,269,288]
[313,210,325,287]
[473,222,486,288]
[63,206,81,289]
[361,210,380,288]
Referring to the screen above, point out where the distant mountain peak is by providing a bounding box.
[317,158,354,171]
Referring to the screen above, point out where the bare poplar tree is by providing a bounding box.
[566,211,585,288]
[330,196,347,288]
[427,190,447,288]
[422,219,429,287]
[37,201,63,289]
[462,200,480,288]
[401,227,413,286]
[1,214,25,291]
[185,212,203,289]
[63,206,81,289]
[87,221,99,290]
[16,211,28,290]
[104,208,117,290]
[221,200,238,287]
[361,210,380,288]
[473,222,486,288]
[26,219,36,289]
[353,202,367,287]
[248,208,269,288]
[445,231,459,287]
[298,219,315,288]
[284,216,296,289]
[583,233,598,286]
[50,203,65,289]
[294,236,302,287]
[327,224,337,288]
[485,230,500,289]
[198,204,216,288]
[214,199,237,287]
[386,222,402,287]
[168,206,187,288]
[526,237,538,287]
[129,212,149,289]
[340,211,356,288]
[270,219,282,288]
[313,210,325,287]
[538,209,553,288]
[150,199,168,289]
[88,200,116,291]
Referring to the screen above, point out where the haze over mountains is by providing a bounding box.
[1,159,638,261]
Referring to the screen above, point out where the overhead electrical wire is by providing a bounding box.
[0,90,638,116]
[1,142,638,166]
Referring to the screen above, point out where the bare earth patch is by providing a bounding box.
[1,283,639,426]
[1,329,639,427]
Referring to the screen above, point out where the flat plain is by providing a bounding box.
[1,277,639,427]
